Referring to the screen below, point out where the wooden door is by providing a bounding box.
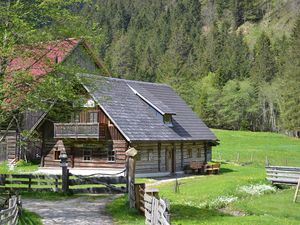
[165,147,175,173]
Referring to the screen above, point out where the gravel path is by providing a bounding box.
[23,195,117,225]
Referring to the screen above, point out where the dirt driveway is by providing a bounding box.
[23,195,117,225]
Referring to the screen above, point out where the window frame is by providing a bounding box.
[83,149,92,161]
[163,114,173,127]
[54,150,61,161]
[147,149,154,161]
[88,111,98,123]
[107,145,115,162]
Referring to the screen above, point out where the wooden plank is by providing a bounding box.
[293,178,300,203]
[266,170,300,175]
[7,174,62,179]
[266,166,300,171]
[69,176,127,186]
[267,178,299,184]
[267,173,300,179]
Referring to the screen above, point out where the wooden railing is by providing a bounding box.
[0,195,21,225]
[266,166,300,185]
[0,173,127,194]
[54,123,99,139]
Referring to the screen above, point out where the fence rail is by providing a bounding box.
[0,173,127,194]
[266,166,300,185]
[0,195,21,225]
[54,123,99,139]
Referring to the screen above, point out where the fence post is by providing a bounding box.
[8,197,13,225]
[28,174,32,191]
[125,147,138,208]
[236,153,240,163]
[265,156,270,166]
[59,150,69,193]
[0,174,6,186]
[134,183,145,212]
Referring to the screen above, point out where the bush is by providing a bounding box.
[15,160,31,167]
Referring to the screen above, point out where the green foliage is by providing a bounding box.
[106,195,144,225]
[18,209,43,225]
[1,0,299,134]
[278,18,300,132]
[251,32,276,83]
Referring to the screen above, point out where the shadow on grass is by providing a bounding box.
[171,204,232,224]
[220,167,236,174]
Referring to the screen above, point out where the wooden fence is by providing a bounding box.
[0,173,127,194]
[266,166,300,185]
[0,195,21,225]
[144,191,170,225]
[132,183,170,225]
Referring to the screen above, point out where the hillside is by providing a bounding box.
[239,0,300,47]
[80,0,300,135]
[213,129,300,167]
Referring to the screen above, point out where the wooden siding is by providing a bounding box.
[43,139,127,168]
[181,142,206,168]
[134,141,207,174]
[98,107,125,140]
[0,131,17,162]
[134,143,159,173]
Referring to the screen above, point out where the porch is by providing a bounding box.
[54,123,100,139]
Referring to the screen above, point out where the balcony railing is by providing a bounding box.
[54,123,99,139]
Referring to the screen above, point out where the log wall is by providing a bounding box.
[43,139,127,168]
[0,131,17,162]
[134,141,208,174]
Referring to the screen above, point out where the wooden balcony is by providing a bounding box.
[54,123,99,139]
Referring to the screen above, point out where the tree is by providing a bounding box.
[0,0,103,118]
[0,0,104,159]
[251,32,276,83]
[218,79,259,130]
[108,35,136,80]
[279,19,300,134]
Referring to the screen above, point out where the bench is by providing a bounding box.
[266,166,300,185]
[190,161,205,174]
[205,163,220,175]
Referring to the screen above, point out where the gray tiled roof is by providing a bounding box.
[81,74,217,142]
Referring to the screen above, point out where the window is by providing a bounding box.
[72,112,80,123]
[83,149,92,161]
[147,149,153,161]
[163,114,173,127]
[187,148,192,158]
[89,112,98,123]
[107,146,115,162]
[54,150,61,161]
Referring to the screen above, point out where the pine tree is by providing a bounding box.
[251,32,276,83]
[279,19,300,133]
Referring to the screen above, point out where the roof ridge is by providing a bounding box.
[81,73,170,87]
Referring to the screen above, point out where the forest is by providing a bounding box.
[0,0,300,135]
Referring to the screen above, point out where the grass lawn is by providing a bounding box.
[213,129,300,167]
[0,161,39,174]
[108,129,300,225]
[18,209,43,225]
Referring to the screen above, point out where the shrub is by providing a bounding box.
[238,184,276,196]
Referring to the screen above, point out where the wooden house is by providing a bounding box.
[1,39,218,175]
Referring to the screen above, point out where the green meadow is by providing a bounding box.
[108,129,300,225]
